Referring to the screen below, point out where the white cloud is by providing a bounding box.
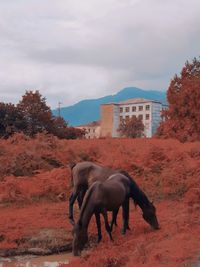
[0,0,199,108]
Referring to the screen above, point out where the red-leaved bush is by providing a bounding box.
[0,135,200,267]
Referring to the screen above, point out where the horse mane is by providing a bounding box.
[119,170,151,208]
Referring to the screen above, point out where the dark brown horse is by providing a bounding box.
[72,173,159,256]
[69,161,127,224]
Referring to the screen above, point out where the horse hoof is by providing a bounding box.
[109,233,114,242]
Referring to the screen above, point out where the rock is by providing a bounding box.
[27,248,52,255]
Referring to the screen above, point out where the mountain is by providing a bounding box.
[52,87,167,126]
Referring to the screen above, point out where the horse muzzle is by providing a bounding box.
[151,222,160,230]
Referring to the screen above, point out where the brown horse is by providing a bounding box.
[72,173,159,256]
[69,161,127,224]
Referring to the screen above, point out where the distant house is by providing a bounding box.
[100,98,167,138]
[76,121,101,139]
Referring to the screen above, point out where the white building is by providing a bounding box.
[76,121,101,139]
[100,98,166,138]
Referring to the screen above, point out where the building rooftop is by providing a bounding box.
[76,120,100,128]
[118,98,161,105]
[101,98,162,106]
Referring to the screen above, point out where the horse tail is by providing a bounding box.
[68,161,77,187]
[68,161,77,171]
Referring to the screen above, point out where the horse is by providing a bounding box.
[72,173,159,256]
[69,161,128,224]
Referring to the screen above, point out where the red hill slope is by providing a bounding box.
[0,133,199,266]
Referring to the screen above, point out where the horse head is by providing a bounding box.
[142,202,160,230]
[72,220,88,256]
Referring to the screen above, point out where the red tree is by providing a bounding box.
[157,58,200,142]
[118,116,144,138]
[0,103,25,138]
[17,90,53,136]
[16,90,84,139]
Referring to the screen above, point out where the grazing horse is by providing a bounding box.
[69,161,127,224]
[72,173,159,256]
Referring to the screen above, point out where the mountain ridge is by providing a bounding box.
[52,87,167,126]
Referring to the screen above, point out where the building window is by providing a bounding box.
[125,107,130,112]
[120,107,123,113]
[138,114,143,120]
[146,114,150,120]
[93,129,95,133]
[132,106,136,112]
[139,106,143,111]
[146,105,150,111]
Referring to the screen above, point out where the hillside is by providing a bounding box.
[0,133,200,267]
[52,87,166,126]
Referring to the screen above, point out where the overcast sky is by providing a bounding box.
[0,0,199,108]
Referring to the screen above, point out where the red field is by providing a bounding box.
[0,133,200,266]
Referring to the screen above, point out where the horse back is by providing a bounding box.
[72,162,94,188]
[72,161,116,188]
[93,175,129,210]
[89,167,116,185]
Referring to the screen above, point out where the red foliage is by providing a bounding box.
[157,58,200,142]
[17,90,53,136]
[0,136,200,266]
[0,90,85,139]
[118,116,144,138]
[0,102,25,138]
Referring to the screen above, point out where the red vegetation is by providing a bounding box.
[118,116,144,138]
[157,58,200,142]
[0,90,84,139]
[0,133,200,266]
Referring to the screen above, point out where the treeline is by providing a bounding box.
[0,90,84,139]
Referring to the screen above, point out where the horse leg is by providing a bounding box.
[69,190,79,224]
[77,193,82,210]
[110,208,119,232]
[77,189,87,209]
[113,207,119,227]
[95,212,102,243]
[102,209,113,241]
[126,199,131,230]
[121,198,129,235]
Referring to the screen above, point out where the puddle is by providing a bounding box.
[0,253,72,267]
